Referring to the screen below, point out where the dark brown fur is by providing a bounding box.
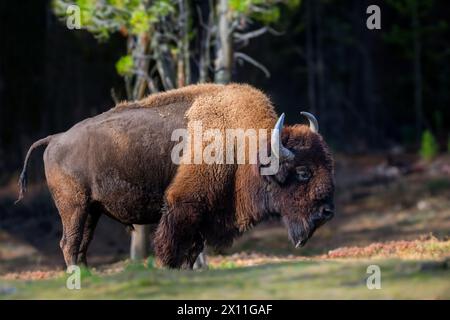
[17,83,335,268]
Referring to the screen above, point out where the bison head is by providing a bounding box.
[263,112,335,248]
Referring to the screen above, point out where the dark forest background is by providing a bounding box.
[0,0,449,185]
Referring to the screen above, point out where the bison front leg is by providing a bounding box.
[154,203,204,269]
[155,163,232,269]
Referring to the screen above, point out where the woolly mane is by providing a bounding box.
[113,83,278,132]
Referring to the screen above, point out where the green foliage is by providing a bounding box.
[130,9,150,34]
[253,6,280,24]
[107,0,140,10]
[229,0,251,13]
[116,55,134,76]
[286,0,301,8]
[128,0,173,35]
[52,0,291,89]
[420,130,439,161]
[229,0,300,24]
[53,0,174,39]
[148,0,174,18]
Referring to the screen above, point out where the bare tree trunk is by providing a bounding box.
[124,36,134,99]
[130,225,150,261]
[177,0,186,87]
[183,0,191,85]
[130,33,151,262]
[153,33,175,90]
[199,0,213,83]
[133,34,150,99]
[214,0,232,84]
[412,0,423,141]
[176,0,191,87]
[177,46,186,88]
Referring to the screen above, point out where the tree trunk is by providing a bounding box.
[130,33,151,262]
[183,0,191,85]
[130,225,150,261]
[199,0,213,83]
[132,34,150,100]
[177,0,187,87]
[153,33,175,90]
[214,0,232,84]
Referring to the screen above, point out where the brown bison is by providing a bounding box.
[17,83,335,269]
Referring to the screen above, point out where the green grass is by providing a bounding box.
[1,259,449,299]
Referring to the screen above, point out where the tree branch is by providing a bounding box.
[234,52,270,78]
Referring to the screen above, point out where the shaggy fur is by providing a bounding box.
[17,83,335,269]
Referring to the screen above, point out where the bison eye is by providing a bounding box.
[296,166,311,182]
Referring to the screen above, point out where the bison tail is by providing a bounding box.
[15,135,57,204]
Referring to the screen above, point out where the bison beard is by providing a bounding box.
[284,216,314,248]
[16,83,335,269]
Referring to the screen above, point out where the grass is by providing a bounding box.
[2,238,450,300]
[1,258,449,299]
[1,228,449,300]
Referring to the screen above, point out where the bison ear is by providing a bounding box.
[272,161,292,184]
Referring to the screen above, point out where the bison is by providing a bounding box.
[17,83,335,269]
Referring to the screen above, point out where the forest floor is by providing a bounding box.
[0,154,450,299]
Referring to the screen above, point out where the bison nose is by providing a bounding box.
[319,204,334,220]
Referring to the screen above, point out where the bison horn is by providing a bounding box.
[300,111,319,133]
[271,113,294,160]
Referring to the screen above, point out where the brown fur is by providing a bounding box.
[17,83,335,269]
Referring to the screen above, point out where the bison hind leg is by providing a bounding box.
[47,170,90,268]
[78,209,101,267]
[57,202,89,267]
